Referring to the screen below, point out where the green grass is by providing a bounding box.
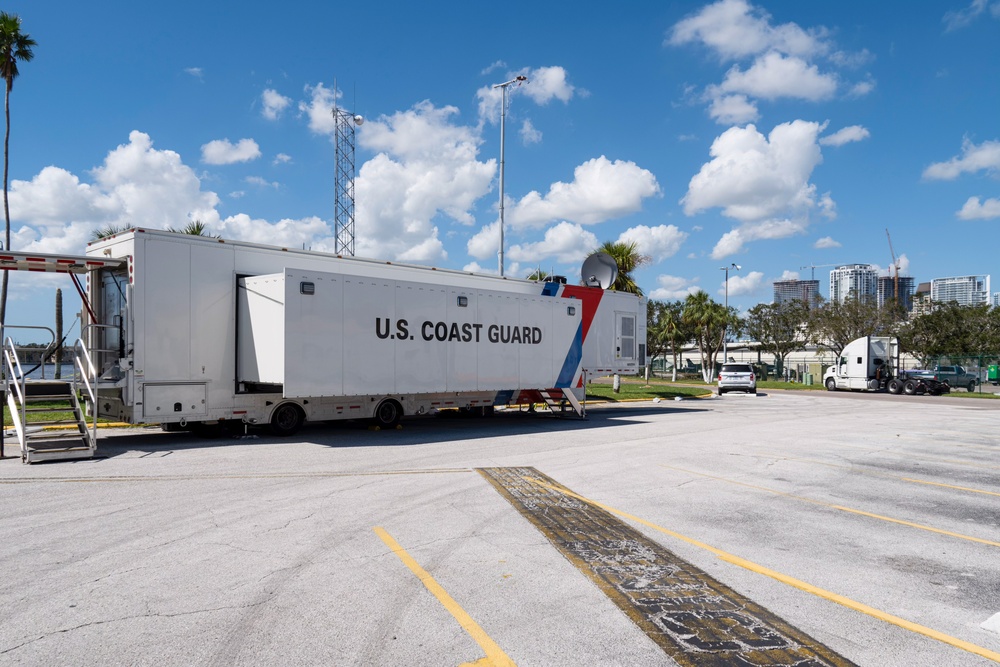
[3,401,116,427]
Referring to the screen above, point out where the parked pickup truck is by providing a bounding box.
[905,365,978,392]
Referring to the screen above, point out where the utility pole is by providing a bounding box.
[721,263,741,361]
[492,75,527,276]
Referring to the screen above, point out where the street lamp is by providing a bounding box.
[492,75,527,277]
[720,263,741,361]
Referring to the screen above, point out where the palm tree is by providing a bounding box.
[0,12,35,328]
[591,240,650,295]
[682,290,730,382]
[168,220,218,237]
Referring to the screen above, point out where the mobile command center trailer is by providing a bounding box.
[6,229,645,449]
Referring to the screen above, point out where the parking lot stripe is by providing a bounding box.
[758,454,1000,498]
[522,475,1000,664]
[480,467,856,667]
[660,465,1000,549]
[373,526,516,667]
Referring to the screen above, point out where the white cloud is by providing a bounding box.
[943,0,1000,31]
[184,67,204,80]
[509,156,660,229]
[217,214,330,248]
[617,224,688,262]
[355,101,495,262]
[819,125,870,146]
[711,219,807,258]
[520,119,542,144]
[245,176,279,189]
[8,131,221,255]
[923,138,1000,180]
[708,94,759,125]
[506,221,599,265]
[668,1,872,122]
[814,236,841,248]
[201,138,261,165]
[668,0,829,61]
[467,221,500,260]
[713,52,838,102]
[779,270,800,280]
[480,60,506,76]
[683,121,826,223]
[957,196,1000,220]
[273,153,292,165]
[721,270,764,296]
[650,274,701,300]
[261,89,292,121]
[299,82,339,135]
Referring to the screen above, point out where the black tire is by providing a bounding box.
[750,389,757,395]
[968,381,976,393]
[825,378,837,391]
[887,379,903,395]
[373,399,403,428]
[718,388,726,395]
[269,403,304,436]
[903,380,918,396]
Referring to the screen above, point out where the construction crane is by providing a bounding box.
[799,263,845,281]
[886,228,900,309]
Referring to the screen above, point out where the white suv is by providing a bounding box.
[717,363,757,395]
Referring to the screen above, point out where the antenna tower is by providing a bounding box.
[333,93,363,256]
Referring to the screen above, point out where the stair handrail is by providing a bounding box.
[72,338,99,450]
[2,327,56,459]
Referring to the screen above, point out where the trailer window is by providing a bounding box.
[617,314,635,360]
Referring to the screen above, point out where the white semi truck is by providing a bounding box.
[3,229,646,456]
[822,336,897,392]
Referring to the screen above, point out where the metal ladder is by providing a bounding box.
[3,332,98,464]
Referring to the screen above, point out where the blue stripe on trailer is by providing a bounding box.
[555,322,583,388]
[541,281,561,297]
[493,390,515,406]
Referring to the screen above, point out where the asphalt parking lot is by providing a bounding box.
[1,390,999,666]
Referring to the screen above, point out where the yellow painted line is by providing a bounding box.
[660,465,1000,549]
[529,479,1000,664]
[767,454,1000,498]
[374,527,515,667]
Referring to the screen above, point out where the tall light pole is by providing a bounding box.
[721,263,741,361]
[493,75,527,277]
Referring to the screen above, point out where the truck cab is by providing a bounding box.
[823,336,898,392]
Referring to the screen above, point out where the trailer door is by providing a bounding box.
[616,312,636,361]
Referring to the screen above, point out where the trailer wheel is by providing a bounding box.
[825,378,836,391]
[903,380,918,395]
[269,403,304,436]
[373,399,402,428]
[887,379,903,395]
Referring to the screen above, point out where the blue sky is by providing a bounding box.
[3,0,1000,339]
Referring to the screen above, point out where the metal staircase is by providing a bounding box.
[538,387,585,418]
[3,333,98,464]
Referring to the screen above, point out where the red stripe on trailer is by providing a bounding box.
[559,285,604,344]
[232,410,248,415]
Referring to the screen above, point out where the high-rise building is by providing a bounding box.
[930,275,991,306]
[773,279,820,308]
[877,275,915,311]
[829,264,878,303]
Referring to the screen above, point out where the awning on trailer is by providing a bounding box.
[0,250,123,273]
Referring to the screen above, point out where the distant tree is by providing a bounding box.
[744,301,807,377]
[683,291,733,382]
[526,268,549,281]
[648,299,693,381]
[591,240,650,295]
[899,302,999,365]
[807,295,894,359]
[0,12,35,330]
[168,219,218,237]
[91,224,131,241]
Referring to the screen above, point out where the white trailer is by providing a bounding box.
[822,336,897,392]
[3,229,646,451]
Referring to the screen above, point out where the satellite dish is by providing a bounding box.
[581,252,619,290]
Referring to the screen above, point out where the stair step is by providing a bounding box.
[27,430,87,442]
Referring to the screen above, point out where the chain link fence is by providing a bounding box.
[897,354,1000,394]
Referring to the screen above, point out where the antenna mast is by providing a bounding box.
[333,84,364,256]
